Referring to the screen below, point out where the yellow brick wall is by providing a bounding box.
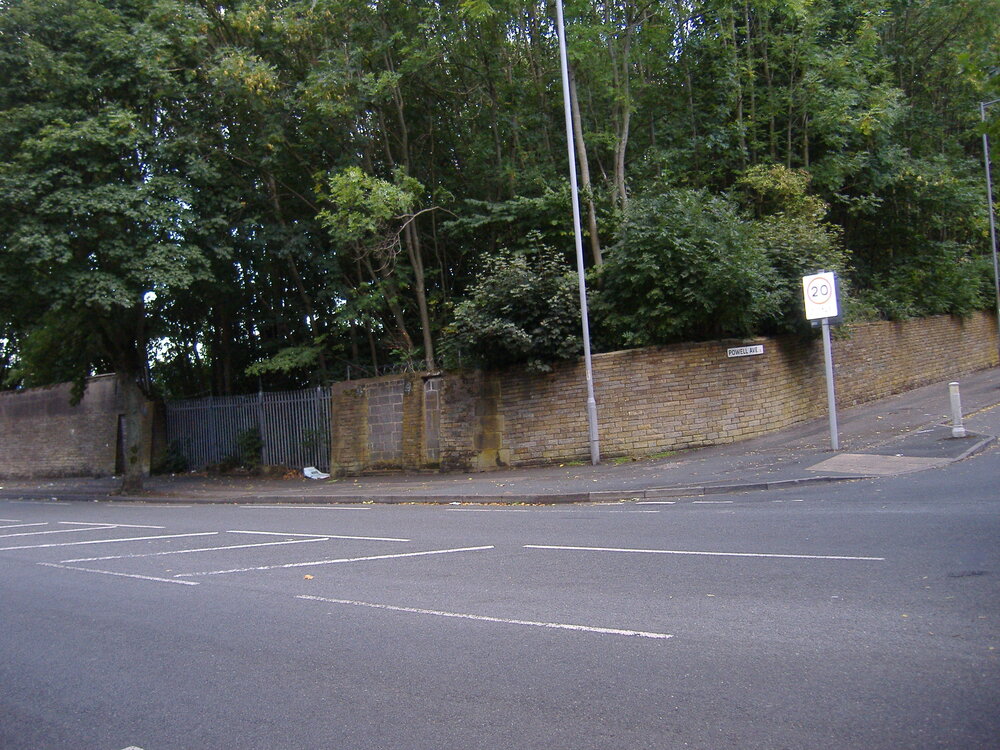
[327,312,998,474]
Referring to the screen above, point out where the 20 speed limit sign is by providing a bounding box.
[802,271,839,320]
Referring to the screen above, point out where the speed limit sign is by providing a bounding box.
[802,271,839,320]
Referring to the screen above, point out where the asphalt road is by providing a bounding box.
[2,451,998,750]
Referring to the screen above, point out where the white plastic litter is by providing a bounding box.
[303,466,331,480]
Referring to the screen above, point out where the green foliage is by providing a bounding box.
[596,188,780,346]
[1,0,997,399]
[854,243,988,320]
[736,165,849,332]
[318,167,422,247]
[227,427,263,471]
[444,235,581,372]
[246,339,326,378]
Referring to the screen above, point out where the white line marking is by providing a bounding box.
[523,545,885,562]
[57,521,165,529]
[0,532,217,551]
[445,508,534,513]
[60,537,329,562]
[0,526,110,539]
[177,545,496,578]
[0,518,23,522]
[297,594,673,640]
[637,501,676,505]
[107,504,192,509]
[38,562,199,586]
[227,529,410,542]
[238,505,371,510]
[0,522,49,530]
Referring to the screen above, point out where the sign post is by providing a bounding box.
[802,272,840,450]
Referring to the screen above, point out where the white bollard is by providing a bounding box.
[949,382,967,438]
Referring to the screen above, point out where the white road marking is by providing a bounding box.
[446,508,535,513]
[38,562,199,586]
[58,521,165,529]
[227,529,410,542]
[106,504,192,509]
[0,518,23,522]
[297,594,673,640]
[238,505,371,510]
[177,545,496,578]
[524,545,885,562]
[0,526,111,539]
[0,522,49,530]
[60,537,329,563]
[0,532,217,551]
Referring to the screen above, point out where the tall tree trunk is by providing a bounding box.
[363,256,414,355]
[382,59,436,370]
[569,66,602,266]
[403,221,436,369]
[117,373,148,494]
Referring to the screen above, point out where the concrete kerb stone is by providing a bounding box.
[953,434,997,461]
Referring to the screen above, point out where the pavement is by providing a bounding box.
[2,368,998,505]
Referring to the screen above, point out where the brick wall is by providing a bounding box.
[329,312,998,475]
[0,374,154,479]
[330,372,431,472]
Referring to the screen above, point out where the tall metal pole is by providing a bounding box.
[555,0,600,464]
[982,99,1000,365]
[821,318,839,451]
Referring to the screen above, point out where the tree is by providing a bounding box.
[0,0,212,490]
[317,166,435,368]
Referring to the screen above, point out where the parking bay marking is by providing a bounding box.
[524,544,885,562]
[176,545,496,578]
[0,526,116,539]
[0,522,49,530]
[38,562,199,586]
[60,537,330,563]
[0,531,217,551]
[227,529,410,542]
[57,521,166,529]
[298,594,673,641]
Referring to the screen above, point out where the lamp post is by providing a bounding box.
[982,98,1000,364]
[554,0,600,464]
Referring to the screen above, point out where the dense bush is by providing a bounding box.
[595,188,780,346]
[443,236,581,372]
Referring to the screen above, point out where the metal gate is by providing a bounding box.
[164,387,332,472]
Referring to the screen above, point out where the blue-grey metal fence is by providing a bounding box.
[165,387,332,472]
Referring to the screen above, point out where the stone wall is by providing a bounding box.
[328,312,998,475]
[0,375,153,479]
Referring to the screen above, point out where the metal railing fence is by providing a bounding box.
[164,387,332,472]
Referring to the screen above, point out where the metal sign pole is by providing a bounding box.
[821,317,839,451]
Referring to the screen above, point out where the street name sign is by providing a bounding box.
[727,345,764,358]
